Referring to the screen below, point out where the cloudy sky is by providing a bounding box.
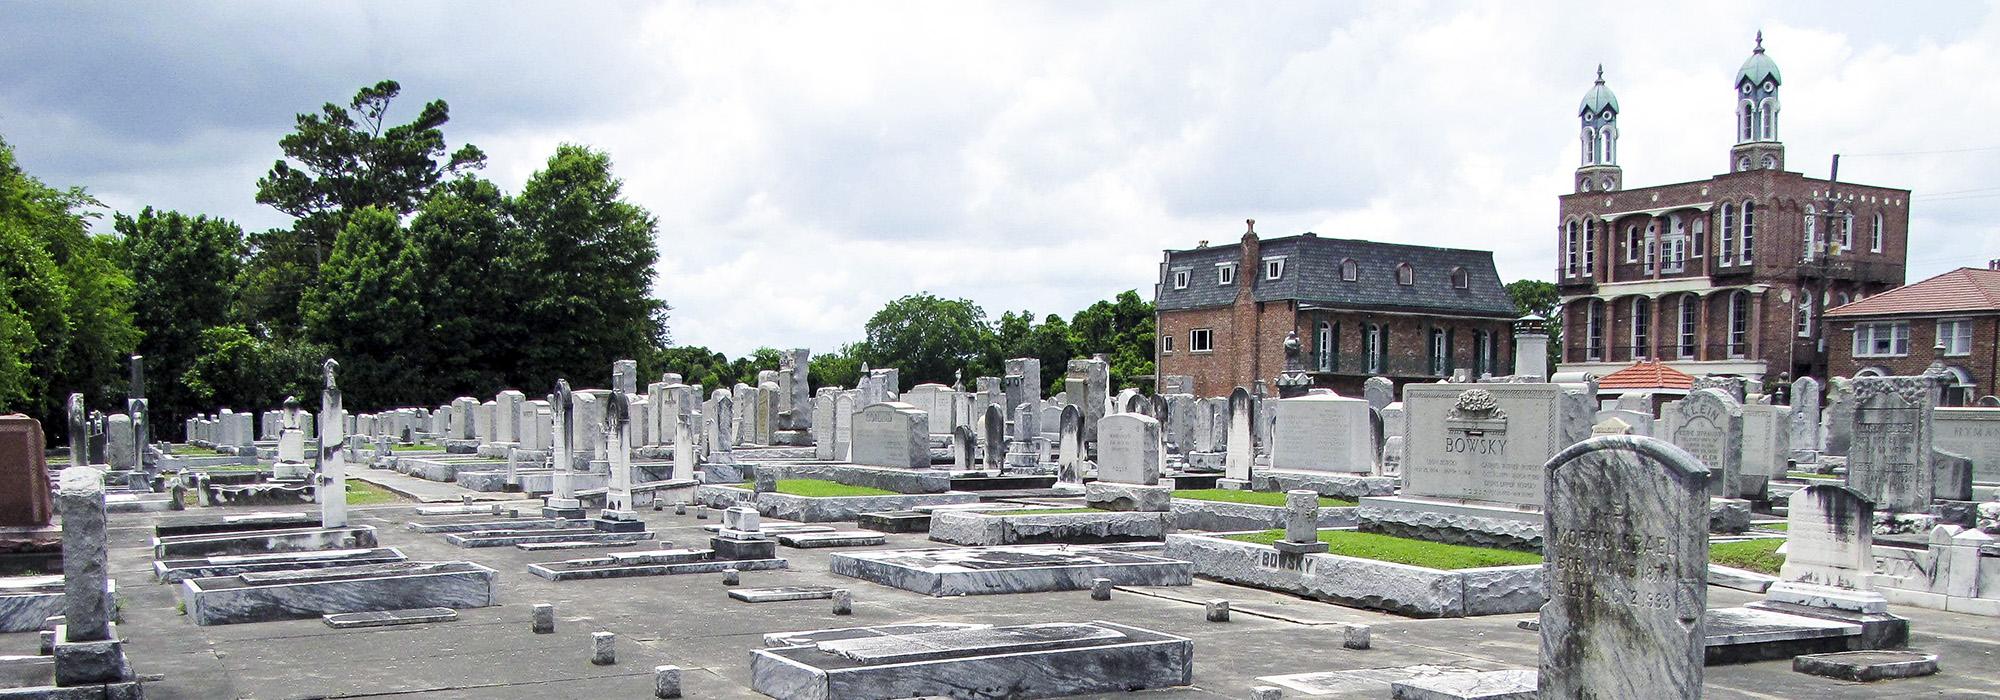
[6,2,1996,356]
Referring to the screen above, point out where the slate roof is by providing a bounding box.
[1599,361,1694,390]
[1156,233,1519,318]
[1825,267,2000,318]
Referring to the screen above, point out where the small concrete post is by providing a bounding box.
[1252,686,1283,700]
[675,502,687,515]
[1343,624,1371,650]
[1090,577,1112,601]
[531,603,555,634]
[695,507,709,520]
[832,589,853,615]
[1205,599,1230,622]
[591,631,616,665]
[654,665,682,698]
[722,568,740,586]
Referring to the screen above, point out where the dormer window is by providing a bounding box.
[1340,259,1359,282]
[1264,257,1285,280]
[1172,270,1189,290]
[1450,267,1469,289]
[1396,263,1415,286]
[1217,262,1236,286]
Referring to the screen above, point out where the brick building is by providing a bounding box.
[1826,264,2000,405]
[1554,35,1909,388]
[1154,222,1518,398]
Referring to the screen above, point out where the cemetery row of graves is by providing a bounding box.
[3,338,1996,698]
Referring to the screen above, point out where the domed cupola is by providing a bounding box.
[1731,31,1786,172]
[1575,65,1622,193]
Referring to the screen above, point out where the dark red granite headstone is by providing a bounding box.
[0,414,54,527]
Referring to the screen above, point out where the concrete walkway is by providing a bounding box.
[352,468,532,503]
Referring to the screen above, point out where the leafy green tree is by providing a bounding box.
[116,208,245,426]
[247,80,486,333]
[0,137,138,433]
[402,176,520,397]
[862,294,987,390]
[808,343,865,392]
[651,345,734,392]
[300,207,426,406]
[183,325,323,411]
[728,347,784,387]
[1068,290,1154,391]
[508,144,668,387]
[1505,279,1560,369]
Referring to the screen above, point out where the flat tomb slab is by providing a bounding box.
[528,551,788,581]
[181,561,498,626]
[445,529,654,547]
[153,525,379,558]
[855,511,930,533]
[152,511,319,538]
[729,586,843,603]
[751,621,1192,699]
[778,531,887,548]
[154,547,408,583]
[405,518,574,534]
[829,544,1191,597]
[1389,669,1537,700]
[322,607,459,629]
[764,623,991,648]
[1792,650,1939,681]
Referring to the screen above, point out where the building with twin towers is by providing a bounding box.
[1555,33,1910,388]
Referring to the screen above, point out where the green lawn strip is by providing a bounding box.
[1173,488,1356,508]
[1753,522,1790,532]
[734,479,898,497]
[1225,529,1541,570]
[170,446,225,456]
[977,508,1105,516]
[1786,471,1840,481]
[392,444,446,452]
[1710,538,1785,575]
[345,479,404,506]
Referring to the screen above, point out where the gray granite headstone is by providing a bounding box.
[1541,436,1710,699]
[1779,483,1874,592]
[850,402,929,470]
[1363,376,1394,411]
[59,466,112,641]
[952,424,977,470]
[1066,359,1109,451]
[1822,377,1854,457]
[1846,376,1938,513]
[1663,388,1743,499]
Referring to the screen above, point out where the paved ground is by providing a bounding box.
[15,484,2000,699]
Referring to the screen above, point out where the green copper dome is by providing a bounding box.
[1578,65,1618,115]
[1738,32,1782,87]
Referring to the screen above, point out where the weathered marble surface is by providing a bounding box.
[776,532,887,548]
[444,529,654,548]
[750,621,1192,700]
[406,518,574,534]
[1169,499,1356,533]
[1163,534,1540,618]
[181,561,499,626]
[1248,470,1398,499]
[1388,669,1536,700]
[527,555,786,581]
[927,510,1171,546]
[830,545,1191,597]
[153,547,408,583]
[1845,376,1938,513]
[0,576,114,633]
[1082,482,1172,512]
[729,586,842,603]
[693,486,979,523]
[1539,436,1710,700]
[1356,497,1544,550]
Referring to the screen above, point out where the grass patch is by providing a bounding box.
[736,479,898,497]
[1226,530,1541,569]
[345,479,403,506]
[1710,538,1785,575]
[170,445,225,456]
[1754,522,1790,532]
[392,443,446,452]
[1174,489,1356,508]
[1786,471,1839,481]
[199,464,266,473]
[979,507,1105,515]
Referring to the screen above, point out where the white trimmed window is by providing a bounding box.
[1692,217,1706,258]
[1839,212,1854,252]
[1796,293,1814,338]
[1563,220,1579,278]
[1852,322,1910,358]
[1581,219,1597,275]
[1719,204,1737,266]
[1585,301,1605,361]
[1624,225,1640,263]
[1172,269,1189,290]
[1740,201,1757,264]
[1727,291,1749,357]
[1939,319,1973,356]
[1396,263,1415,285]
[1871,212,1884,253]
[1340,258,1359,282]
[1630,296,1650,359]
[1189,328,1214,353]
[1264,257,1285,280]
[1802,205,1817,261]
[1217,263,1236,286]
[1677,294,1698,358]
[1161,335,1174,353]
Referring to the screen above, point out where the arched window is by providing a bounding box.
[1727,291,1750,357]
[1871,212,1884,253]
[1316,321,1336,372]
[1586,300,1605,361]
[1839,211,1854,252]
[1941,366,1975,406]
[1759,98,1777,140]
[1563,221,1579,278]
[1363,324,1386,374]
[1582,219,1598,274]
[1475,330,1494,377]
[1803,204,1817,261]
[1428,327,1449,376]
[1340,258,1359,282]
[1677,293,1698,358]
[1581,178,1592,192]
[1396,263,1415,285]
[1837,292,1851,307]
[1740,201,1757,264]
[1600,126,1615,164]
[1796,291,1814,338]
[1692,217,1706,258]
[1854,367,1887,378]
[1584,129,1597,166]
[1450,267,1470,289]
[1719,204,1737,265]
[1739,100,1755,142]
[1630,296,1651,360]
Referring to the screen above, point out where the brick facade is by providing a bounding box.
[1826,314,1998,404]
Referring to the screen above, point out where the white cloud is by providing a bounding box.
[5,1,1996,357]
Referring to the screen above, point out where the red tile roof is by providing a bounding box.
[1826,267,2000,317]
[1598,361,1694,390]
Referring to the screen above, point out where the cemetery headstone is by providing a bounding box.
[1540,436,1711,699]
[1771,484,1880,605]
[1095,414,1161,486]
[1791,376,1823,457]
[1363,376,1394,411]
[1846,376,1938,513]
[1223,388,1255,485]
[1823,377,1855,457]
[1066,358,1109,449]
[1400,384,1582,508]
[1663,388,1744,499]
[318,360,348,528]
[1058,404,1085,484]
[982,404,1005,472]
[0,414,53,527]
[1268,394,1373,474]
[850,402,929,470]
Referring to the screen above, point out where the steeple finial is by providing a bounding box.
[1595,64,1604,84]
[1754,30,1764,53]
[1245,219,1256,234]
